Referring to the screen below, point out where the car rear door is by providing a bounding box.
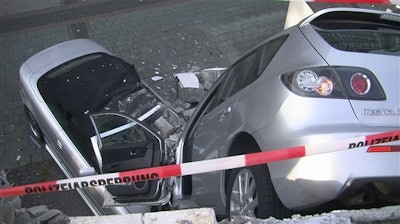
[187,51,261,204]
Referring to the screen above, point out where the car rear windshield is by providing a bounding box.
[310,11,400,56]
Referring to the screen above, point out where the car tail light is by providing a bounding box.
[315,76,333,96]
[350,72,370,95]
[281,66,386,100]
[367,146,400,153]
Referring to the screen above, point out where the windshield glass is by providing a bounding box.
[315,28,400,56]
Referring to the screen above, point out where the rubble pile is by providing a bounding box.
[174,67,226,104]
[102,67,226,163]
[104,86,186,164]
[0,171,69,224]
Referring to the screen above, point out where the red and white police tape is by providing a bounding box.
[0,130,399,198]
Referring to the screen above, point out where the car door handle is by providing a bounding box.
[217,106,232,122]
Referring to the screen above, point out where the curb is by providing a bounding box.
[69,205,400,224]
[69,208,217,224]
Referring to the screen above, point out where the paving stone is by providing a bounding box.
[154,116,175,138]
[0,0,61,17]
[27,205,48,218]
[30,209,68,224]
[175,73,205,103]
[0,26,69,170]
[14,209,31,224]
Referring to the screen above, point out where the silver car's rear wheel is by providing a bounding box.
[226,165,289,219]
[26,109,44,142]
[229,168,258,217]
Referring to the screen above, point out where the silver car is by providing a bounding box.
[20,8,399,219]
[20,38,187,215]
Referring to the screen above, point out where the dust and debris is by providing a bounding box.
[151,76,164,81]
[104,87,186,161]
[155,116,175,138]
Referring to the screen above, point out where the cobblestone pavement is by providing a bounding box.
[0,0,289,171]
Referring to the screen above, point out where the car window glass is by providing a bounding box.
[91,114,152,148]
[257,35,289,75]
[199,35,289,121]
[212,52,257,108]
[90,113,160,173]
[311,13,400,56]
[209,35,288,111]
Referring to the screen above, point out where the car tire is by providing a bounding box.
[25,109,44,142]
[225,165,288,219]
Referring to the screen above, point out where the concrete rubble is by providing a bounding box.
[103,67,227,165]
[175,72,205,103]
[104,86,186,163]
[70,208,218,224]
[175,67,226,104]
[1,171,69,224]
[220,205,400,224]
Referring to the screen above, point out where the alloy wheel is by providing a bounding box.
[229,168,258,217]
[27,110,43,141]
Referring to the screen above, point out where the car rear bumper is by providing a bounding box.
[268,133,400,210]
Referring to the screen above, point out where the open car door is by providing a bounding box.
[89,112,169,204]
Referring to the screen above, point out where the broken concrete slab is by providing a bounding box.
[199,68,226,90]
[143,208,217,224]
[177,83,205,103]
[30,209,69,224]
[69,208,217,224]
[154,116,175,138]
[26,205,48,217]
[176,72,200,88]
[175,72,205,103]
[70,213,143,224]
[174,68,225,103]
[14,208,32,224]
[175,72,203,102]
